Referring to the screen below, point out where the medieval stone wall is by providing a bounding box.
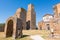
[14,8,26,30]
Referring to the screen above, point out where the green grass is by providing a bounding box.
[0,30,50,40]
[23,30,50,39]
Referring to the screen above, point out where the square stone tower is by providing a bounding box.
[26,4,36,30]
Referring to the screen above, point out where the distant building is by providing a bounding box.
[38,3,60,31]
[38,14,54,30]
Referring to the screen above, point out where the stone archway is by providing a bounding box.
[4,16,23,38]
[6,20,13,37]
[4,17,17,38]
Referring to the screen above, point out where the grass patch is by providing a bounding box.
[0,30,50,40]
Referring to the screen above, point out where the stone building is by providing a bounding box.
[4,8,26,38]
[53,3,60,31]
[38,3,60,31]
[4,4,36,38]
[38,14,54,30]
[26,4,36,30]
[14,8,27,30]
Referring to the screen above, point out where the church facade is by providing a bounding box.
[38,3,60,31]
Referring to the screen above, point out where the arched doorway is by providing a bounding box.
[46,24,50,30]
[6,20,13,37]
[26,21,30,30]
[40,27,42,30]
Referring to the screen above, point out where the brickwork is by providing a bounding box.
[4,8,26,38]
[4,4,36,38]
[26,4,36,30]
[14,8,26,30]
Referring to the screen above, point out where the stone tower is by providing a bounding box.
[26,4,36,30]
[54,3,60,18]
[53,3,60,31]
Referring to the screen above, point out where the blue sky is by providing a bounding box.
[0,0,60,25]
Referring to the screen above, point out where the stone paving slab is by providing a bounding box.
[30,35,45,40]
